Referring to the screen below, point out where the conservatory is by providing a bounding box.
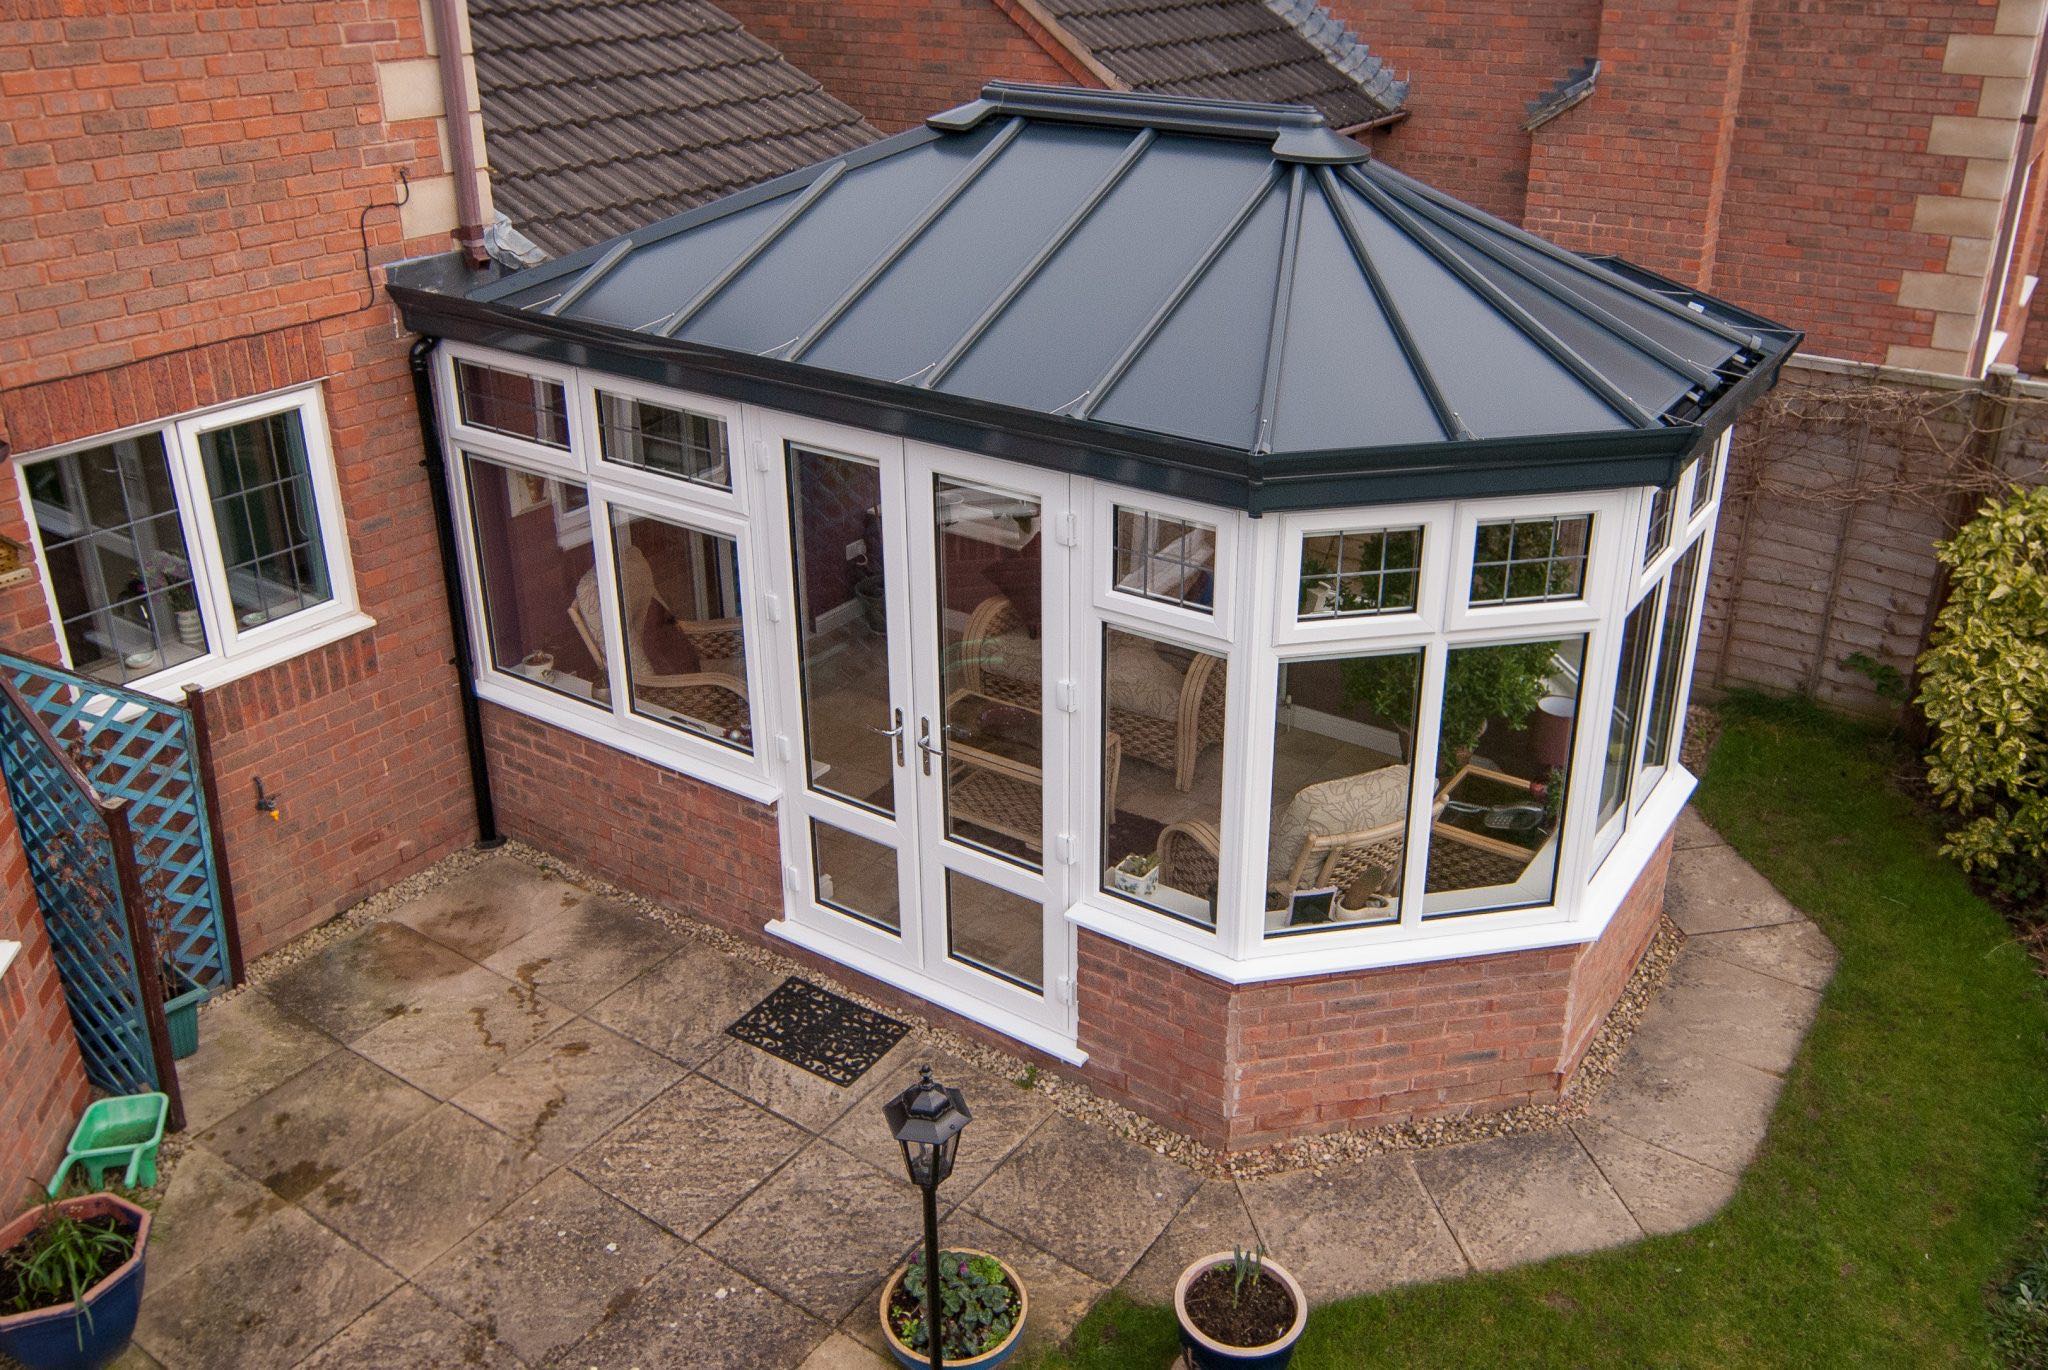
[391,83,1798,1148]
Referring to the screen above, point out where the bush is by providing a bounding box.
[1917,483,2048,906]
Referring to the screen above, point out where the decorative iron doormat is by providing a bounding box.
[726,977,910,1086]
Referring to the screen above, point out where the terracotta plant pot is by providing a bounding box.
[0,1193,151,1370]
[878,1247,1028,1369]
[1173,1251,1307,1370]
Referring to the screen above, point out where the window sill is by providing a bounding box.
[130,610,379,701]
[1066,765,1697,986]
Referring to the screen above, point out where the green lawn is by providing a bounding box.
[1032,695,2048,1368]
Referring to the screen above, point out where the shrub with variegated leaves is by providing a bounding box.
[1916,483,2048,903]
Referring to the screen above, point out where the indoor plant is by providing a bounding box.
[1173,1247,1307,1370]
[0,1192,150,1370]
[1110,852,1160,897]
[879,1247,1028,1368]
[1342,640,1558,768]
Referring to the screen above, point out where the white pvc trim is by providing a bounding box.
[0,940,18,983]
[765,916,1090,1065]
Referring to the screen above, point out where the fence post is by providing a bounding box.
[183,682,246,986]
[107,797,185,1133]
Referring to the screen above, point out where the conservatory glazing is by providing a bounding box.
[393,83,1798,1147]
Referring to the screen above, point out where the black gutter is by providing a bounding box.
[408,336,503,849]
[391,283,1739,511]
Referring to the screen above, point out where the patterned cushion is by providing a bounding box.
[1268,763,1412,887]
[978,632,1192,722]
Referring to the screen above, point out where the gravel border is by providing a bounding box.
[193,834,1689,1181]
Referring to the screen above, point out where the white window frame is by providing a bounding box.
[439,344,586,476]
[15,383,370,698]
[576,369,747,516]
[1447,489,1627,632]
[1090,484,1236,646]
[1273,501,1450,647]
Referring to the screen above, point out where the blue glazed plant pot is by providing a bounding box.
[878,1248,1028,1369]
[0,1193,150,1370]
[1174,1252,1308,1370]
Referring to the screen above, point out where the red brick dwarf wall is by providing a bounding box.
[0,791,90,1221]
[0,5,487,959]
[713,0,1096,134]
[1080,838,1676,1150]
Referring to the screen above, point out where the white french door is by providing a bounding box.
[759,414,1077,1046]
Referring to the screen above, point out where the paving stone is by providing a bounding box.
[1237,1155,1467,1304]
[1662,843,1802,935]
[1582,1037,1786,1174]
[133,1205,398,1370]
[825,1046,1051,1191]
[967,1112,1200,1285]
[573,1074,807,1238]
[349,962,571,1099]
[700,1140,921,1321]
[298,1285,525,1370]
[1414,1130,1640,1271]
[414,1168,685,1366]
[586,939,786,1067]
[199,1049,436,1200]
[1636,946,1824,1075]
[1688,917,1839,993]
[1573,1118,1739,1236]
[481,893,682,1011]
[557,1240,829,1369]
[107,1343,162,1369]
[175,991,340,1132]
[259,920,478,1042]
[700,1033,914,1133]
[304,1103,555,1276]
[451,1017,683,1162]
[390,851,590,961]
[1124,1179,1261,1306]
[1671,805,1727,851]
[145,1143,288,1289]
[801,1331,892,1368]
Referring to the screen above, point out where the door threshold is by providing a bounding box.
[764,917,1088,1067]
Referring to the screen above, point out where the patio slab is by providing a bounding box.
[450,1017,683,1161]
[966,1112,1201,1285]
[389,850,587,961]
[143,1143,288,1288]
[699,1032,915,1133]
[824,1044,1051,1191]
[1632,946,1823,1076]
[1122,1178,1261,1306]
[1412,1130,1641,1271]
[1662,842,1803,935]
[573,1074,808,1238]
[1582,1037,1787,1174]
[587,938,786,1066]
[413,1168,685,1366]
[349,961,573,1099]
[1572,1118,1739,1236]
[1689,917,1840,992]
[198,1048,436,1200]
[482,892,684,1011]
[1236,1155,1468,1303]
[558,1240,828,1370]
[259,920,476,1042]
[296,1286,525,1370]
[175,991,340,1132]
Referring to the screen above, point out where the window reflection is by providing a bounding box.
[608,509,751,751]
[465,456,602,706]
[1598,595,1658,837]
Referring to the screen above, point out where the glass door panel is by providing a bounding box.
[945,870,1043,992]
[931,475,1044,867]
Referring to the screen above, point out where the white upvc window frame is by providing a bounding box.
[436,344,775,803]
[1273,500,1451,648]
[1090,483,1237,646]
[1447,489,1628,632]
[15,383,371,699]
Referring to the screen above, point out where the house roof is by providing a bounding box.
[1035,0,1405,129]
[468,0,880,256]
[392,83,1798,511]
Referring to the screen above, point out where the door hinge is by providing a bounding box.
[750,438,774,472]
[775,733,793,763]
[1054,973,1073,1003]
[1055,679,1078,713]
[1056,511,1079,547]
[764,592,783,622]
[1055,833,1076,865]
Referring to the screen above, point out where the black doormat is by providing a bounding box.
[726,977,910,1087]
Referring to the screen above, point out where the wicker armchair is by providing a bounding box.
[961,593,1225,791]
[571,546,748,734]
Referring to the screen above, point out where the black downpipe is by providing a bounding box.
[409,336,504,848]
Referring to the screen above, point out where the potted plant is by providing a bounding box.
[140,871,208,1060]
[0,1191,151,1370]
[1173,1247,1306,1370]
[1342,641,1559,769]
[879,1247,1028,1368]
[1109,852,1160,898]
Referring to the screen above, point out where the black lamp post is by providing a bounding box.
[883,1066,972,1369]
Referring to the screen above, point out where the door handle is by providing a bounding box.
[870,708,905,766]
[916,716,942,776]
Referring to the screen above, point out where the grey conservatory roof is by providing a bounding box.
[391,83,1799,511]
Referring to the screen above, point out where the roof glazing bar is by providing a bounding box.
[780,118,1027,363]
[1076,163,1282,420]
[1317,167,1467,441]
[1388,187,1719,386]
[648,159,851,338]
[1372,163,1757,349]
[1341,165,1657,428]
[540,240,633,317]
[1252,166,1309,455]
[923,127,1156,390]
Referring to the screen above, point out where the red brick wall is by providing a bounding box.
[481,704,782,937]
[1080,837,1675,1150]
[0,789,90,1221]
[0,1,485,968]
[712,0,1097,134]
